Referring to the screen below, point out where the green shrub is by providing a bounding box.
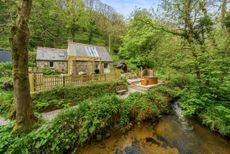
[0,62,12,85]
[3,95,122,154]
[28,52,37,67]
[0,80,127,119]
[121,92,158,124]
[42,67,60,75]
[0,90,14,117]
[32,80,127,112]
[160,69,195,89]
[146,85,179,113]
[200,104,230,136]
[0,84,172,153]
[120,85,175,125]
[0,122,19,153]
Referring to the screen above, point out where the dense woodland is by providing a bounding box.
[0,0,230,153]
[120,1,230,136]
[0,0,125,52]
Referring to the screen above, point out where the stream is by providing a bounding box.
[78,102,230,154]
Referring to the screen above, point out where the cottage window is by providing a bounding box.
[49,61,54,68]
[104,63,109,69]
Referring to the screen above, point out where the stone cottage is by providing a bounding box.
[36,41,113,75]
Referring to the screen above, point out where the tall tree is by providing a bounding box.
[221,0,228,28]
[29,0,67,48]
[65,0,87,39]
[86,0,98,44]
[10,0,36,132]
[0,0,17,49]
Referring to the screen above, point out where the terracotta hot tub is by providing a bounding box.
[141,76,158,86]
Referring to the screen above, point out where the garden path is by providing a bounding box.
[41,109,62,122]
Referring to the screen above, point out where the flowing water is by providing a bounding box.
[78,102,230,154]
[155,102,230,154]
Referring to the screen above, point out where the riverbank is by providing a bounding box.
[78,102,230,154]
[0,84,173,153]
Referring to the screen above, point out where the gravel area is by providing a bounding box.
[0,117,8,126]
[0,109,63,126]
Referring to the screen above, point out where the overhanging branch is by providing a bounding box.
[137,17,185,38]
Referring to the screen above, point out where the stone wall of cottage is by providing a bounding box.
[75,61,95,75]
[37,60,112,75]
[37,61,68,73]
[74,62,112,75]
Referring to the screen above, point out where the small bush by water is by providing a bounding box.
[200,104,230,136]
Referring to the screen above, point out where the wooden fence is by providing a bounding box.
[29,70,121,93]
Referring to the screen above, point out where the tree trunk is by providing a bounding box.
[88,29,93,44]
[221,0,227,29]
[10,0,36,133]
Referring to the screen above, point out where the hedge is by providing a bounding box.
[32,80,127,112]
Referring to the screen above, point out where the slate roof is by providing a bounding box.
[0,50,12,62]
[68,42,113,62]
[36,47,67,61]
[36,43,113,62]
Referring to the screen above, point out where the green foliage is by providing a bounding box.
[0,80,175,153]
[0,0,125,50]
[0,90,14,117]
[224,13,230,30]
[1,87,173,153]
[0,0,17,49]
[36,95,118,153]
[32,80,127,112]
[78,95,120,143]
[28,52,37,67]
[0,63,14,117]
[120,85,175,125]
[146,85,178,113]
[119,10,164,68]
[0,80,127,118]
[121,92,158,124]
[200,105,230,136]
[0,122,19,153]
[0,62,12,84]
[42,67,60,75]
[118,4,230,137]
[1,95,121,153]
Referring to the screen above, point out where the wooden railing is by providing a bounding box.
[29,70,121,93]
